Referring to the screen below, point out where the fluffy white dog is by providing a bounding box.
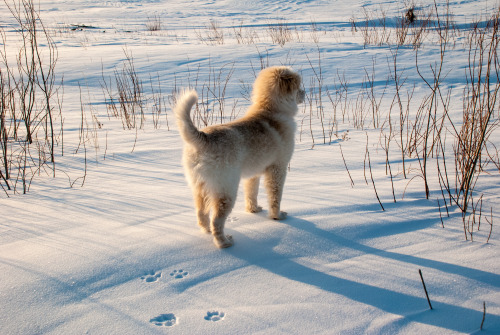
[175,66,304,248]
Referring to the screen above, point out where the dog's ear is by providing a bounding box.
[277,68,301,95]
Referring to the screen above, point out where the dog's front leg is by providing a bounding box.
[244,176,263,213]
[264,165,287,220]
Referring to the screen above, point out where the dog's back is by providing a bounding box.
[175,93,294,178]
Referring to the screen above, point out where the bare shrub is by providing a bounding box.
[196,61,235,126]
[146,14,162,32]
[456,10,500,213]
[166,58,236,128]
[413,0,455,199]
[351,6,391,47]
[1,0,62,194]
[267,19,294,46]
[345,1,498,238]
[326,88,340,141]
[196,20,225,45]
[233,21,260,44]
[409,9,432,49]
[101,50,145,130]
[306,47,326,143]
[363,57,387,129]
[309,20,327,44]
[395,14,410,46]
[149,74,168,130]
[350,2,436,49]
[388,46,410,178]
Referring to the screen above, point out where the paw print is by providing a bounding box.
[227,216,239,223]
[204,311,225,321]
[150,313,177,327]
[141,270,161,283]
[170,269,188,279]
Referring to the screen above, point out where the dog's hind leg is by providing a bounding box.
[194,184,210,233]
[210,194,235,248]
[244,176,263,213]
[264,165,288,220]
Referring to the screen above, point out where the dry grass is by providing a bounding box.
[146,14,162,32]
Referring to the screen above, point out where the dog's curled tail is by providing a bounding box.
[175,90,206,146]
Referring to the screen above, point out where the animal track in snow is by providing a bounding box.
[204,311,225,321]
[150,313,177,327]
[141,270,161,282]
[170,269,188,279]
[227,216,239,223]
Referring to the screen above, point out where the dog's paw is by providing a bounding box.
[271,211,287,220]
[246,205,263,213]
[214,235,234,248]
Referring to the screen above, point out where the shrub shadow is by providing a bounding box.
[228,215,500,333]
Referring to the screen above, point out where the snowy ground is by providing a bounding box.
[1,0,500,334]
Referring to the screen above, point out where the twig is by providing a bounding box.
[339,143,354,187]
[0,170,9,197]
[367,148,384,211]
[384,135,396,203]
[486,208,493,243]
[363,135,369,185]
[419,269,433,310]
[0,169,10,191]
[104,131,108,160]
[480,301,486,330]
[437,198,445,228]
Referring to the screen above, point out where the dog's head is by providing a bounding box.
[252,66,304,112]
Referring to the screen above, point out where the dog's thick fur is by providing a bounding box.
[175,66,304,248]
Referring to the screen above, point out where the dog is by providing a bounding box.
[175,66,304,248]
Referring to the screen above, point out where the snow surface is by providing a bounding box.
[1,0,500,334]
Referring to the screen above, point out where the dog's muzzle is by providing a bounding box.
[297,89,306,104]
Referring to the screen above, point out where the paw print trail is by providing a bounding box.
[205,311,225,321]
[150,313,177,327]
[141,270,161,282]
[170,269,188,279]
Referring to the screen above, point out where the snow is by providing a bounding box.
[1,0,500,334]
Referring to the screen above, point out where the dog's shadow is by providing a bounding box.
[227,214,500,333]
